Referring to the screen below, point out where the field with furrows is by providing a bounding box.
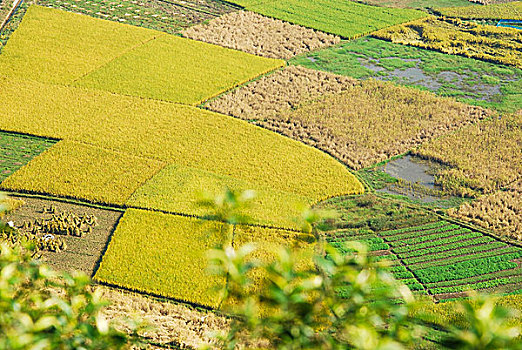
[325,218,522,301]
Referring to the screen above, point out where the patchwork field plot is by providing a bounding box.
[374,17,522,68]
[0,6,283,104]
[223,0,426,38]
[0,5,159,84]
[94,209,231,308]
[449,179,522,240]
[127,164,311,230]
[182,10,340,60]
[319,196,522,301]
[435,1,522,20]
[207,66,357,120]
[209,67,490,169]
[95,209,315,307]
[0,76,362,220]
[2,140,166,206]
[0,131,56,183]
[73,33,282,104]
[291,37,522,113]
[3,195,123,276]
[414,113,522,196]
[38,0,238,34]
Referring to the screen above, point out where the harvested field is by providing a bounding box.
[374,17,522,68]
[101,287,230,348]
[207,65,357,119]
[291,37,522,113]
[225,0,426,38]
[209,68,490,169]
[2,195,122,276]
[182,11,340,59]
[414,113,522,196]
[435,1,522,20]
[448,179,522,240]
[38,0,238,34]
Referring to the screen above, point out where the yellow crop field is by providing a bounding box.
[374,17,522,68]
[0,76,363,208]
[127,164,311,230]
[0,5,283,104]
[0,5,158,84]
[436,1,522,20]
[94,209,231,308]
[0,140,166,205]
[74,33,284,105]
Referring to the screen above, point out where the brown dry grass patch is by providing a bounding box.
[101,287,229,349]
[448,179,522,240]
[207,65,356,119]
[207,66,490,169]
[414,113,522,195]
[182,11,340,60]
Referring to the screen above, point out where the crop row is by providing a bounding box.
[396,236,494,259]
[330,237,389,253]
[413,253,522,283]
[391,230,480,254]
[427,268,522,289]
[384,224,460,242]
[411,247,521,270]
[402,241,508,265]
[379,221,448,236]
[389,229,475,251]
[431,275,522,295]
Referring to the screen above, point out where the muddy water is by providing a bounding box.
[354,55,509,101]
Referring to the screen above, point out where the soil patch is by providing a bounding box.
[4,195,122,276]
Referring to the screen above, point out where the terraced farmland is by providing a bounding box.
[327,220,522,301]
